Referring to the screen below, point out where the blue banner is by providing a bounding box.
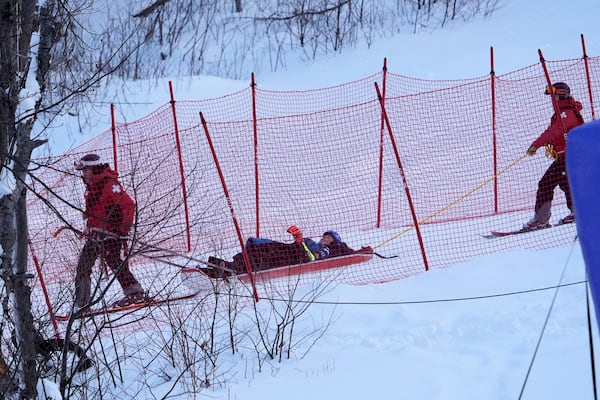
[567,119,600,324]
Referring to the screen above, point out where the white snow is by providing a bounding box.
[0,163,16,197]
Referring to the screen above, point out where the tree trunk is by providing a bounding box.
[0,0,43,397]
[0,137,43,398]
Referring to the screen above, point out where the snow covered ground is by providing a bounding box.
[38,0,600,398]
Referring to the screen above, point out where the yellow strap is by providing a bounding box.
[301,242,316,261]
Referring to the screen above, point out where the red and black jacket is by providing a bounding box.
[83,167,135,236]
[531,98,584,158]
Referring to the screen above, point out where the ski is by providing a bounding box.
[56,290,200,321]
[482,220,575,239]
[482,228,547,238]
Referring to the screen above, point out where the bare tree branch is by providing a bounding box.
[133,0,172,18]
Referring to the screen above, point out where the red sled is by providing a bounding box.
[185,247,374,282]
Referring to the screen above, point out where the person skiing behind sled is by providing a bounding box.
[73,153,146,310]
[523,82,584,230]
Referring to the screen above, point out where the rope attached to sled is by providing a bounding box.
[374,154,528,251]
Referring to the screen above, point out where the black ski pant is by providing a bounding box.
[75,235,142,308]
[534,157,572,216]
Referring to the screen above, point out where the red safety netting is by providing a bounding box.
[26,54,599,331]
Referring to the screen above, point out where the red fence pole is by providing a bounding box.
[199,112,260,302]
[28,240,61,339]
[251,73,260,237]
[110,104,118,174]
[580,34,596,120]
[490,47,499,213]
[538,50,568,135]
[106,104,123,276]
[168,81,192,252]
[376,58,387,228]
[374,82,430,272]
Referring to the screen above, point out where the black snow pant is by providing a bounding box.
[229,241,310,273]
[74,235,143,308]
[533,157,572,223]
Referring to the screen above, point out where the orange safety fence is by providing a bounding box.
[26,50,599,332]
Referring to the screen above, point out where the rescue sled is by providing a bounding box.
[184,247,374,282]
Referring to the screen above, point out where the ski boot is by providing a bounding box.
[522,218,551,232]
[113,291,147,307]
[558,213,575,225]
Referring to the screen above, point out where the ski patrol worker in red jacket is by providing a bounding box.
[523,82,584,230]
[73,153,145,309]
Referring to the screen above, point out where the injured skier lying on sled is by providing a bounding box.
[202,226,372,278]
